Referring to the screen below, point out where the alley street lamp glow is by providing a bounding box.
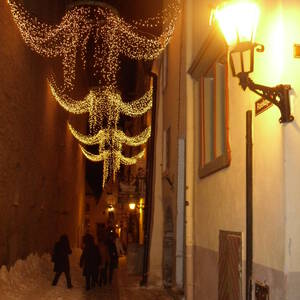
[212,0,294,123]
[214,0,260,46]
[129,203,136,210]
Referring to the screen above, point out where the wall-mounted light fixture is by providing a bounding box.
[213,0,294,123]
[107,204,114,212]
[129,202,136,210]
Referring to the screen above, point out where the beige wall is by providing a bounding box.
[0,1,85,266]
[184,0,300,298]
[148,62,164,285]
[149,0,184,288]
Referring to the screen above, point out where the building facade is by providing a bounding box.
[0,1,86,266]
[149,0,300,299]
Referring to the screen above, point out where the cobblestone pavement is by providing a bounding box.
[84,257,173,300]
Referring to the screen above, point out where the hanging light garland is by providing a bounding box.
[68,124,151,186]
[49,78,153,133]
[7,0,180,90]
[50,79,153,186]
[7,0,180,185]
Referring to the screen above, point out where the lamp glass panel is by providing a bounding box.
[242,49,252,73]
[231,51,242,75]
[215,1,260,46]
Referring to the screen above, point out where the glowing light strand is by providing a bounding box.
[49,79,153,132]
[68,124,151,186]
[7,0,177,186]
[8,1,180,90]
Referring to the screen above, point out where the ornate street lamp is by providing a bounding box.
[213,0,294,123]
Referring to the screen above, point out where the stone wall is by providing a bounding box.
[0,1,85,266]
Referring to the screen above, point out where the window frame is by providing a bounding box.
[199,56,231,178]
[188,28,231,179]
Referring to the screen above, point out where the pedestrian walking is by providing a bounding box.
[115,234,125,256]
[107,233,118,284]
[81,230,93,249]
[51,234,73,289]
[98,236,110,287]
[80,234,101,290]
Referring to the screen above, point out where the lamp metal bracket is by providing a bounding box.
[229,42,294,123]
[237,73,294,123]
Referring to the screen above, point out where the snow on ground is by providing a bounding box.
[0,249,105,300]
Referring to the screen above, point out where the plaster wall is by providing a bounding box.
[161,1,183,287]
[185,0,298,298]
[244,1,300,297]
[148,63,164,286]
[162,13,181,204]
[183,0,196,299]
[279,0,300,296]
[0,1,85,266]
[149,0,186,288]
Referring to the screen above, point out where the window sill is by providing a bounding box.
[199,151,231,178]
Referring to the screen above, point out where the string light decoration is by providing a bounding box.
[49,78,153,133]
[7,0,180,185]
[7,0,180,90]
[68,124,151,186]
[50,79,153,185]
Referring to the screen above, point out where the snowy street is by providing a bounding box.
[0,249,173,300]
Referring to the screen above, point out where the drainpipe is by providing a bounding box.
[140,73,158,286]
[246,110,253,300]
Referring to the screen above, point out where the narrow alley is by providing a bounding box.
[0,249,173,300]
[3,0,300,299]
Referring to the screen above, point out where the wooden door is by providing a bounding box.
[219,231,242,300]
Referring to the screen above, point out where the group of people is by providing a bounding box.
[51,231,120,291]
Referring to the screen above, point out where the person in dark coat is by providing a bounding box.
[51,234,73,288]
[80,234,101,290]
[97,236,110,287]
[107,233,118,284]
[81,231,93,249]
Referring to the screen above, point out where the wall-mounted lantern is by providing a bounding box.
[107,204,114,212]
[213,0,294,123]
[129,202,136,210]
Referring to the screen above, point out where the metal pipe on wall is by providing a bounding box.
[246,110,253,300]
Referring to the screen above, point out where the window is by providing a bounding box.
[199,58,230,177]
[189,29,231,178]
